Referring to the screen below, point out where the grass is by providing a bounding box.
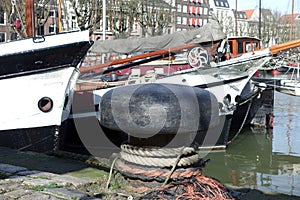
[31,183,58,191]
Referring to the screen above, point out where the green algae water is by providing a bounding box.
[203,91,300,196]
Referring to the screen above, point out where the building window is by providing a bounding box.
[167,28,171,34]
[37,25,44,35]
[182,17,187,25]
[0,32,5,42]
[0,6,5,24]
[49,10,57,18]
[183,5,187,13]
[177,16,181,24]
[238,41,243,54]
[177,4,182,12]
[71,15,77,29]
[49,24,57,33]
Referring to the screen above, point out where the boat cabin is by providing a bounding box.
[228,36,261,57]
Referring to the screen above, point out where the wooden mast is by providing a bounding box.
[25,0,35,37]
[57,0,62,32]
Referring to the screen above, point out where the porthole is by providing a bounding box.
[38,97,53,112]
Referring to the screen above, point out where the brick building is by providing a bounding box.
[175,0,210,31]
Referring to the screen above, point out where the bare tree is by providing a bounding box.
[107,0,138,38]
[138,0,173,37]
[104,0,172,38]
[71,0,99,30]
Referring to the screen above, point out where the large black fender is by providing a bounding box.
[98,83,220,147]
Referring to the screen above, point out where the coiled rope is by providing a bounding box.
[49,146,235,199]
[118,144,202,168]
[114,144,210,189]
[115,159,204,182]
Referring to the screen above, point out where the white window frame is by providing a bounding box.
[49,24,57,33]
[49,10,56,18]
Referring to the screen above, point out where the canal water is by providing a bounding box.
[202,91,300,196]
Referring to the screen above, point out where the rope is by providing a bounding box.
[121,144,195,157]
[9,0,26,38]
[115,159,203,182]
[106,155,119,189]
[9,0,16,25]
[14,1,25,31]
[117,144,231,198]
[227,98,253,145]
[116,145,209,182]
[119,144,199,168]
[162,146,185,187]
[139,175,235,200]
[120,151,200,167]
[48,150,111,169]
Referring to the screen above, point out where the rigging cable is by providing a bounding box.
[10,0,26,37]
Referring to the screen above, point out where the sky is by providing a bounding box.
[228,0,299,15]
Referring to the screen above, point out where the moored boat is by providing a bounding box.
[0,0,92,152]
[64,21,274,154]
[276,77,300,96]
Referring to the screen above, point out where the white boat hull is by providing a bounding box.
[0,67,78,130]
[277,80,300,96]
[0,31,91,151]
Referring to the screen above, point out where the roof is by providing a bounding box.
[237,11,247,19]
[230,10,247,19]
[228,36,260,41]
[261,9,273,17]
[242,9,255,19]
[212,0,230,8]
[278,13,300,24]
[242,8,274,21]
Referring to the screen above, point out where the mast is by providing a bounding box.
[235,0,238,36]
[58,0,62,32]
[290,0,294,41]
[25,0,35,37]
[102,0,106,41]
[102,0,106,63]
[258,0,261,39]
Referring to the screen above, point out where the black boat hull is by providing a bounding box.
[0,125,59,152]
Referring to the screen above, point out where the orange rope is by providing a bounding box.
[116,159,202,182]
[116,159,235,199]
[139,175,235,199]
